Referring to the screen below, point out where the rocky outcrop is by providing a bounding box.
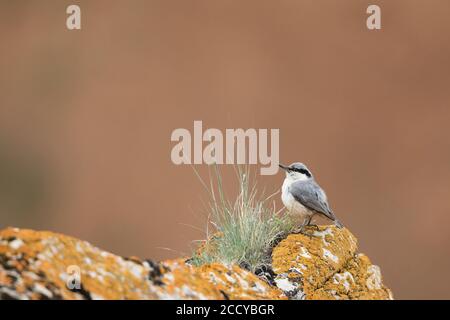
[271,226,392,300]
[0,228,282,300]
[0,226,392,300]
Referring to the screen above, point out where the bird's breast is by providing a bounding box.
[281,179,311,217]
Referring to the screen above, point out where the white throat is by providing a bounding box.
[281,175,310,217]
[285,172,309,182]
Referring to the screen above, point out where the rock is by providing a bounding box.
[0,228,283,300]
[160,259,284,299]
[0,226,392,300]
[271,225,393,300]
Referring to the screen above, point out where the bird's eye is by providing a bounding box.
[299,168,311,177]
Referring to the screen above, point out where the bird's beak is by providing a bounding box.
[279,164,289,171]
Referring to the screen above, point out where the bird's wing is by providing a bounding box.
[289,180,337,222]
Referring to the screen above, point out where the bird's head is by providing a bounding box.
[279,162,313,181]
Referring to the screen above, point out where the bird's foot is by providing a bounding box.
[307,224,320,232]
[301,229,317,238]
[292,226,315,238]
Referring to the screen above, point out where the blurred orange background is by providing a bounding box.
[1,1,450,299]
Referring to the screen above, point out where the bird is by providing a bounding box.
[279,162,343,231]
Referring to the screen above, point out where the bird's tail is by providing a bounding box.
[334,219,344,229]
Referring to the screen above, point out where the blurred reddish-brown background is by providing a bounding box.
[1,1,450,299]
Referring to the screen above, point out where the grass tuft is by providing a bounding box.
[190,165,295,273]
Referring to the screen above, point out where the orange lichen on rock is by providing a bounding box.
[159,259,285,299]
[0,228,283,300]
[0,228,159,299]
[309,253,393,300]
[0,226,391,300]
[271,225,392,300]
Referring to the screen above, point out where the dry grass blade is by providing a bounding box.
[190,165,295,273]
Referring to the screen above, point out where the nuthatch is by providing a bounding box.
[279,162,343,230]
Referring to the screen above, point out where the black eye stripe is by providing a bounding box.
[291,168,311,177]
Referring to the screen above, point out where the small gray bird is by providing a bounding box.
[279,162,343,230]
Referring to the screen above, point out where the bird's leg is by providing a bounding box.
[306,214,320,231]
[304,215,312,227]
[298,216,316,237]
[292,217,309,235]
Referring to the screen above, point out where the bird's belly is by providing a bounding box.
[281,189,311,218]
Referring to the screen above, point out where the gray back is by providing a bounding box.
[289,179,337,221]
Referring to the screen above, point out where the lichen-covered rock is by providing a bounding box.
[0,228,159,299]
[160,259,285,299]
[0,226,392,300]
[0,228,283,300]
[271,225,393,300]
